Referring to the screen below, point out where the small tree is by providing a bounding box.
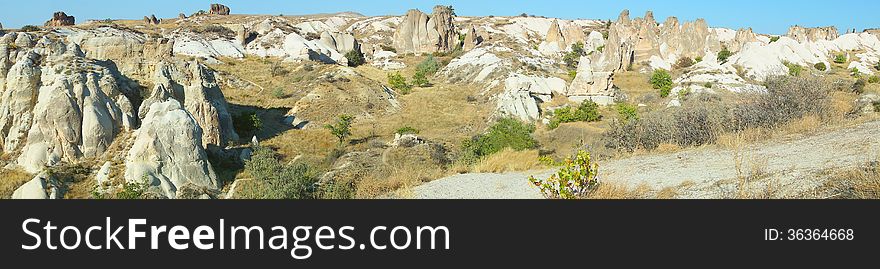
[325,114,354,144]
[416,56,440,75]
[562,41,586,69]
[529,150,599,199]
[344,50,365,67]
[651,69,673,97]
[717,46,732,63]
[616,103,639,123]
[675,57,695,69]
[548,100,602,129]
[814,62,827,71]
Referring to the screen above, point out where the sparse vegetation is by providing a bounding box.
[616,103,639,123]
[0,169,33,199]
[548,100,602,129]
[233,112,263,139]
[814,62,827,71]
[869,76,880,84]
[562,41,586,69]
[325,114,354,144]
[783,61,803,76]
[852,78,866,94]
[20,25,41,32]
[674,57,695,69]
[395,126,420,135]
[650,69,673,97]
[769,36,780,43]
[116,178,149,200]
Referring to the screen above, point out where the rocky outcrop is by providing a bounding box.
[496,75,567,121]
[2,39,136,173]
[144,15,160,25]
[124,100,219,199]
[140,60,239,149]
[568,56,615,105]
[44,12,75,27]
[726,28,759,53]
[319,31,360,55]
[659,17,713,61]
[11,172,53,199]
[392,5,457,54]
[462,25,482,51]
[786,26,839,42]
[209,4,231,15]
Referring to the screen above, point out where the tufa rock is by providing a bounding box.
[786,25,839,42]
[179,13,187,20]
[392,5,457,54]
[11,172,52,199]
[144,15,160,25]
[44,11,75,27]
[209,4,231,15]
[462,25,482,51]
[124,100,219,199]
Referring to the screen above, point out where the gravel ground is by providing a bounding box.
[412,120,880,199]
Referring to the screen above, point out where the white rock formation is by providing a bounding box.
[12,173,51,199]
[496,74,566,121]
[392,5,457,54]
[124,100,219,199]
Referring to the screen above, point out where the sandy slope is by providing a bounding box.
[412,120,880,199]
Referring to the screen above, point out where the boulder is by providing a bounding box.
[568,56,615,99]
[95,161,112,189]
[209,4,231,15]
[787,25,839,42]
[392,5,457,54]
[124,100,219,199]
[44,12,75,27]
[495,75,565,121]
[12,172,51,199]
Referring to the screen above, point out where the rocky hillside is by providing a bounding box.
[1,3,878,199]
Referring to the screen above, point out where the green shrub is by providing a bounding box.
[395,126,419,135]
[20,25,41,32]
[717,46,732,63]
[562,42,586,69]
[461,118,538,162]
[567,70,577,80]
[873,101,880,112]
[548,100,602,129]
[695,56,703,63]
[834,54,847,64]
[324,114,354,144]
[851,67,862,78]
[411,70,430,87]
[769,36,780,43]
[651,69,673,97]
[233,112,262,138]
[344,50,365,67]
[529,150,599,199]
[814,62,827,71]
[703,82,713,89]
[242,146,318,199]
[869,76,880,84]
[674,57,695,69]
[596,45,605,53]
[616,103,639,123]
[783,61,803,76]
[875,62,880,71]
[416,55,440,75]
[116,175,149,199]
[387,72,411,94]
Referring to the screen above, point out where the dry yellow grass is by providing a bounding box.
[819,162,880,199]
[473,149,544,173]
[0,169,32,199]
[587,182,651,199]
[354,162,448,199]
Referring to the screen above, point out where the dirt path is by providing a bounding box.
[412,120,880,199]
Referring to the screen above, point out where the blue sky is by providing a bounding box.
[1,0,878,34]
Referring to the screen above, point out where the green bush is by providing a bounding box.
[344,50,365,67]
[695,56,703,63]
[717,46,732,63]
[395,126,419,135]
[20,25,41,32]
[851,67,862,78]
[387,72,411,94]
[529,150,599,199]
[233,112,262,138]
[814,62,827,71]
[869,76,880,84]
[562,41,586,69]
[834,54,847,64]
[416,55,440,75]
[651,69,673,97]
[411,70,430,87]
[875,62,880,71]
[783,61,803,76]
[769,36,780,43]
[242,146,318,199]
[461,118,538,161]
[325,114,354,144]
[616,103,639,123]
[116,175,150,199]
[567,70,577,80]
[548,100,602,129]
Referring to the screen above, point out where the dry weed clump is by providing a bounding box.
[473,149,544,173]
[605,75,836,152]
[820,162,880,199]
